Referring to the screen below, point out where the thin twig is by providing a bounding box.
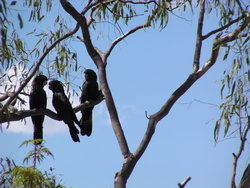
[104,23,149,63]
[0,25,80,114]
[178,176,191,188]
[120,12,250,186]
[202,14,246,40]
[230,116,250,188]
[119,0,159,6]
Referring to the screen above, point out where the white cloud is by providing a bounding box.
[1,67,108,135]
[0,65,70,135]
[1,65,142,135]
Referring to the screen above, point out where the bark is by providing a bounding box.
[193,0,205,72]
[0,25,79,114]
[231,116,250,188]
[2,1,247,187]
[0,94,104,123]
[60,0,131,158]
[114,9,250,188]
[59,1,250,187]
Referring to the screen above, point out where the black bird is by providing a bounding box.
[49,80,80,142]
[80,69,99,136]
[29,75,48,145]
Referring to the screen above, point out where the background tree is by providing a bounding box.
[0,0,250,188]
[0,140,63,188]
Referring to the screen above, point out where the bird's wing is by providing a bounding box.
[29,88,47,109]
[80,81,87,103]
[80,81,99,103]
[53,92,78,124]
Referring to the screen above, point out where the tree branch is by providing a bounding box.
[230,116,250,188]
[104,23,149,63]
[60,0,131,158]
[0,24,80,114]
[0,94,104,124]
[202,14,246,40]
[193,0,205,73]
[178,176,191,188]
[118,0,159,6]
[113,14,250,186]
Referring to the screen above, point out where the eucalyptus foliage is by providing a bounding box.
[213,3,250,141]
[0,140,64,188]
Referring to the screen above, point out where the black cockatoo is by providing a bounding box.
[29,75,48,145]
[49,80,80,142]
[80,69,99,136]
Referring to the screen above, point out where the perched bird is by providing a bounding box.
[80,69,99,136]
[49,80,80,142]
[29,75,48,145]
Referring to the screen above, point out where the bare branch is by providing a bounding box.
[196,14,250,79]
[178,176,191,188]
[104,23,149,63]
[113,13,250,186]
[230,116,250,188]
[60,0,100,61]
[0,108,61,123]
[202,14,246,40]
[119,0,159,6]
[193,0,205,73]
[0,24,80,114]
[0,94,104,124]
[60,0,131,158]
[0,92,27,104]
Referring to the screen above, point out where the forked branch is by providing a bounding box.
[114,11,250,188]
[0,25,80,114]
[60,0,131,158]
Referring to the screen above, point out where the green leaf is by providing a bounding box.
[223,47,230,60]
[220,83,225,98]
[231,81,236,98]
[223,112,231,137]
[214,120,221,142]
[10,1,17,6]
[19,139,34,148]
[17,13,23,29]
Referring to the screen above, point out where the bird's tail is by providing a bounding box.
[33,123,43,145]
[68,124,80,142]
[79,108,93,136]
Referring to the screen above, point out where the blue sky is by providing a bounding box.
[1,1,249,188]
